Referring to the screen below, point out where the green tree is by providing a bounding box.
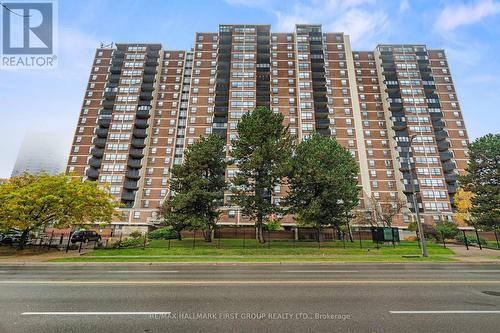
[230,107,292,243]
[433,219,459,240]
[286,134,359,236]
[0,173,118,249]
[160,135,226,242]
[460,134,500,230]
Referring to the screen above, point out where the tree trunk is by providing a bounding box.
[256,219,265,243]
[203,228,212,242]
[176,231,182,241]
[18,228,30,250]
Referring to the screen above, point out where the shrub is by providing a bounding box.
[263,219,283,231]
[455,234,487,246]
[434,220,459,239]
[112,237,145,249]
[129,230,143,239]
[148,227,178,240]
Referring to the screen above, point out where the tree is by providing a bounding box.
[433,218,459,240]
[369,193,406,227]
[454,187,474,226]
[459,134,500,230]
[286,133,359,237]
[230,107,292,243]
[0,173,118,249]
[159,135,226,242]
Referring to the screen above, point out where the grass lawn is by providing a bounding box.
[51,239,456,262]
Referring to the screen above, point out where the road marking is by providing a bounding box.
[448,270,500,273]
[282,270,359,273]
[390,311,500,314]
[22,312,171,316]
[1,280,499,285]
[106,270,179,273]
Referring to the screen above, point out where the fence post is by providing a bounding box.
[47,231,54,251]
[441,231,446,248]
[462,230,469,250]
[267,229,271,249]
[293,230,296,248]
[65,232,72,253]
[192,230,196,249]
[243,228,246,249]
[358,230,363,249]
[218,227,221,249]
[59,234,64,245]
[495,229,500,249]
[342,231,346,249]
[78,241,83,253]
[474,229,482,250]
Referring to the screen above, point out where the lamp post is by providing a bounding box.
[408,135,427,257]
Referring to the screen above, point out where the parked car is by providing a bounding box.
[70,230,102,243]
[0,230,27,245]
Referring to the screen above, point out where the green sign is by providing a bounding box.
[383,228,393,241]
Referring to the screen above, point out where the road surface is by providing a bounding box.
[0,263,499,332]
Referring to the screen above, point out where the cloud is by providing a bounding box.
[399,0,410,13]
[271,0,389,48]
[434,0,500,31]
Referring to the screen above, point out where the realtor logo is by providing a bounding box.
[1,1,57,69]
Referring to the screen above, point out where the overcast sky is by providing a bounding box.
[1,0,499,178]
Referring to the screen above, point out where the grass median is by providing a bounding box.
[51,239,456,262]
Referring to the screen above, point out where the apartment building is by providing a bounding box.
[66,24,469,234]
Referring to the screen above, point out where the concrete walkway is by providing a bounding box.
[446,243,500,262]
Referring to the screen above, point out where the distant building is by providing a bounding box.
[11,131,66,177]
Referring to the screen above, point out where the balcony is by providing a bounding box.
[399,162,415,172]
[110,66,121,74]
[131,138,146,148]
[440,151,453,161]
[434,130,448,141]
[423,84,436,91]
[139,92,153,100]
[145,59,158,66]
[141,83,154,91]
[103,91,116,99]
[121,191,136,202]
[316,128,331,136]
[389,103,403,111]
[123,180,139,190]
[129,149,144,159]
[315,118,330,128]
[134,109,150,120]
[108,74,120,83]
[437,140,451,151]
[445,173,457,183]
[125,169,140,179]
[385,84,399,92]
[214,107,228,115]
[92,138,106,148]
[213,128,227,137]
[135,119,149,129]
[403,184,420,193]
[133,129,147,138]
[447,184,457,194]
[102,100,114,109]
[95,128,108,138]
[143,74,155,83]
[127,158,142,169]
[91,148,104,158]
[144,67,156,75]
[392,121,407,131]
[147,50,160,58]
[99,109,112,117]
[88,157,101,168]
[442,161,456,172]
[315,109,329,117]
[85,167,99,180]
[432,120,445,130]
[97,118,111,128]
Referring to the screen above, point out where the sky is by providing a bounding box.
[0,0,499,178]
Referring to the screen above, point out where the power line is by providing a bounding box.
[1,2,32,18]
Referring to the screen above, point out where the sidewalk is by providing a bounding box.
[445,244,500,262]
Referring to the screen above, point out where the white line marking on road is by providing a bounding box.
[22,312,172,316]
[282,270,359,273]
[448,270,500,273]
[106,271,179,273]
[390,311,500,314]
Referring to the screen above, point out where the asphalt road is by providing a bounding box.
[0,263,499,333]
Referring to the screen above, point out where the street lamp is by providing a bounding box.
[408,134,428,257]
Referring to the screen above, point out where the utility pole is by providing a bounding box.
[408,135,427,257]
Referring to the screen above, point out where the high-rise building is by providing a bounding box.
[66,24,469,234]
[12,130,66,177]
